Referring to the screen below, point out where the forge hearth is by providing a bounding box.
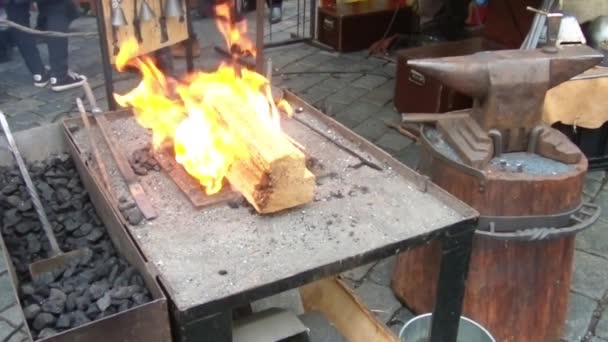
[63,92,475,325]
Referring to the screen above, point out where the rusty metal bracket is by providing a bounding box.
[488,129,502,157]
[527,125,545,153]
[420,126,488,190]
[476,202,600,241]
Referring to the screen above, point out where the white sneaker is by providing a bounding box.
[50,71,87,92]
[33,72,50,87]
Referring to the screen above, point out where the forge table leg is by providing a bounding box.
[174,311,233,342]
[94,0,117,110]
[429,222,475,342]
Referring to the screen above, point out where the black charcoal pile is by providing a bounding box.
[0,154,152,339]
[128,145,160,176]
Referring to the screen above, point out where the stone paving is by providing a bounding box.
[0,2,607,341]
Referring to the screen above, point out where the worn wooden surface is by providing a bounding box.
[213,102,315,214]
[393,235,575,342]
[392,148,586,342]
[100,0,189,63]
[417,150,586,216]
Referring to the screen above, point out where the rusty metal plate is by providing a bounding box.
[153,146,242,208]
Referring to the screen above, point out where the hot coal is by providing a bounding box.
[0,153,153,339]
[129,145,160,175]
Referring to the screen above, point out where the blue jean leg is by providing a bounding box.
[5,3,45,76]
[40,0,72,78]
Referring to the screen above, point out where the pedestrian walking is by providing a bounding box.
[5,0,86,91]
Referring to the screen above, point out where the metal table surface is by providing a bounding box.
[69,94,478,342]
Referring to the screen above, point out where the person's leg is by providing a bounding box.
[5,2,48,85]
[42,0,86,91]
[0,30,11,63]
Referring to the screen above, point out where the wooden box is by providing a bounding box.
[317,0,416,53]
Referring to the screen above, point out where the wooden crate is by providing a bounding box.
[317,0,416,52]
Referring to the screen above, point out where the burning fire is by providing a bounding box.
[114,4,293,195]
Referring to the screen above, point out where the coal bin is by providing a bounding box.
[0,154,153,340]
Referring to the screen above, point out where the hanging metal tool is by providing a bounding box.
[159,0,170,43]
[133,0,143,42]
[520,0,555,49]
[139,0,156,21]
[111,0,128,55]
[166,0,184,22]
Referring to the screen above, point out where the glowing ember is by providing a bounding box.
[113,4,294,195]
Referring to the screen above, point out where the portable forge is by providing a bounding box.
[392,44,603,340]
[61,90,479,341]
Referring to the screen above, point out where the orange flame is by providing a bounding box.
[113,5,293,195]
[214,3,255,57]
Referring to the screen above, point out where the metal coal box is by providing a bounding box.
[0,123,171,341]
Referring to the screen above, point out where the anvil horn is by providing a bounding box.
[549,46,603,88]
[407,57,489,98]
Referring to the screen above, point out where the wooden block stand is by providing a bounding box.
[391,138,590,342]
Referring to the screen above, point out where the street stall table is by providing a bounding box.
[63,92,479,342]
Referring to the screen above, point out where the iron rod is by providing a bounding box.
[309,0,316,40]
[296,0,301,37]
[95,0,117,110]
[0,112,62,254]
[256,0,265,73]
[82,81,103,114]
[429,223,475,342]
[185,0,194,72]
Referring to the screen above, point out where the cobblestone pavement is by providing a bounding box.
[0,3,607,341]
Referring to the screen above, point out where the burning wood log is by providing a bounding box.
[213,101,315,214]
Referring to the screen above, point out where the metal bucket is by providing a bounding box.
[399,313,495,342]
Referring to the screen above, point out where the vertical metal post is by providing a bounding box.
[255,0,265,74]
[429,221,475,342]
[309,0,316,39]
[95,0,117,110]
[185,0,195,72]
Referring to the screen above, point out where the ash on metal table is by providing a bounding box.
[78,101,478,342]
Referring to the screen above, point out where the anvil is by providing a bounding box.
[406,45,603,167]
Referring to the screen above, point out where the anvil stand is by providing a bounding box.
[95,0,195,110]
[392,34,604,342]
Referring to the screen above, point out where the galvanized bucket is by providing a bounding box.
[399,313,495,342]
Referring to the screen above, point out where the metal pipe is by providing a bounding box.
[256,0,265,73]
[266,58,273,82]
[309,0,316,40]
[185,1,194,72]
[82,81,103,114]
[95,0,117,110]
[296,0,301,37]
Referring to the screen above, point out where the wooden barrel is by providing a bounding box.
[391,134,588,342]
